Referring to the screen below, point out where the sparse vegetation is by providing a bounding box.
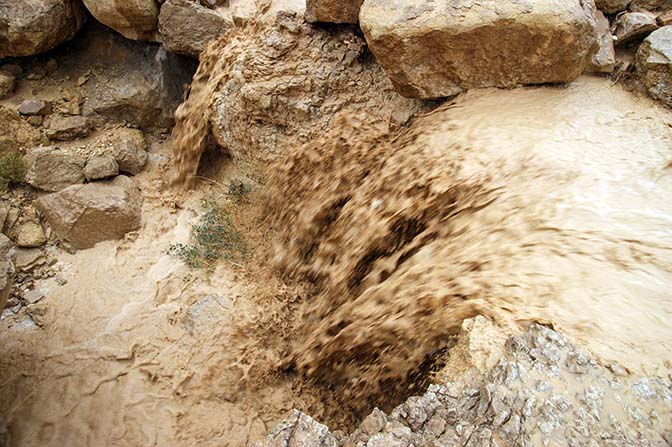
[167,198,245,270]
[0,152,27,191]
[227,179,252,203]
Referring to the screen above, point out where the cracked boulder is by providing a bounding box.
[36,176,143,250]
[359,0,599,98]
[24,146,86,192]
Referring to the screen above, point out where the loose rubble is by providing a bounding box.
[256,320,672,447]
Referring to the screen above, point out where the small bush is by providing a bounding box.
[168,198,245,270]
[227,179,252,203]
[0,152,26,191]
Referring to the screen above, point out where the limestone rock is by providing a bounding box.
[595,0,631,14]
[589,10,617,73]
[0,0,86,58]
[612,11,658,45]
[82,0,159,41]
[636,26,672,106]
[0,106,44,155]
[15,222,47,248]
[253,410,338,447]
[305,0,364,24]
[158,0,234,57]
[46,115,92,141]
[359,0,599,98]
[84,156,119,180]
[0,70,15,99]
[18,99,51,116]
[36,176,143,250]
[24,146,86,192]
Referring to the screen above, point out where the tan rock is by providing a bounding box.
[0,70,15,99]
[612,11,658,46]
[305,0,364,24]
[46,115,92,141]
[94,129,148,175]
[360,0,599,98]
[595,0,631,13]
[84,156,119,180]
[24,146,86,192]
[0,0,86,58]
[588,10,617,73]
[82,0,159,41]
[636,26,672,106]
[15,221,47,248]
[36,176,143,250]
[0,258,14,311]
[158,0,234,57]
[0,106,44,155]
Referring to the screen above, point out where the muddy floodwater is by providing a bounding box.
[1,77,671,446]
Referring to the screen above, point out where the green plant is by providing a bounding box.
[227,179,252,203]
[167,198,245,270]
[0,152,26,190]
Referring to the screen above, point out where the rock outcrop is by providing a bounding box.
[24,146,86,192]
[305,0,364,24]
[636,26,672,106]
[82,0,159,41]
[158,0,234,57]
[359,0,599,98]
[0,0,86,58]
[36,176,143,250]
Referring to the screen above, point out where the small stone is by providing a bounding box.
[15,222,47,248]
[46,115,91,141]
[84,156,119,180]
[0,70,16,99]
[18,99,51,116]
[45,58,59,73]
[360,408,386,435]
[27,116,43,127]
[25,288,44,304]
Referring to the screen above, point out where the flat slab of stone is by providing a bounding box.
[360,0,599,98]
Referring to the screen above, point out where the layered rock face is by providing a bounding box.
[636,26,672,106]
[0,0,86,57]
[82,0,159,41]
[305,0,364,24]
[359,0,599,98]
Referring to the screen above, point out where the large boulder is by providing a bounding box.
[359,0,599,98]
[0,0,86,58]
[25,146,86,192]
[82,0,159,41]
[305,0,364,24]
[36,176,143,250]
[158,0,234,57]
[636,26,672,106]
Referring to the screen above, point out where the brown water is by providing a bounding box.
[269,77,672,404]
